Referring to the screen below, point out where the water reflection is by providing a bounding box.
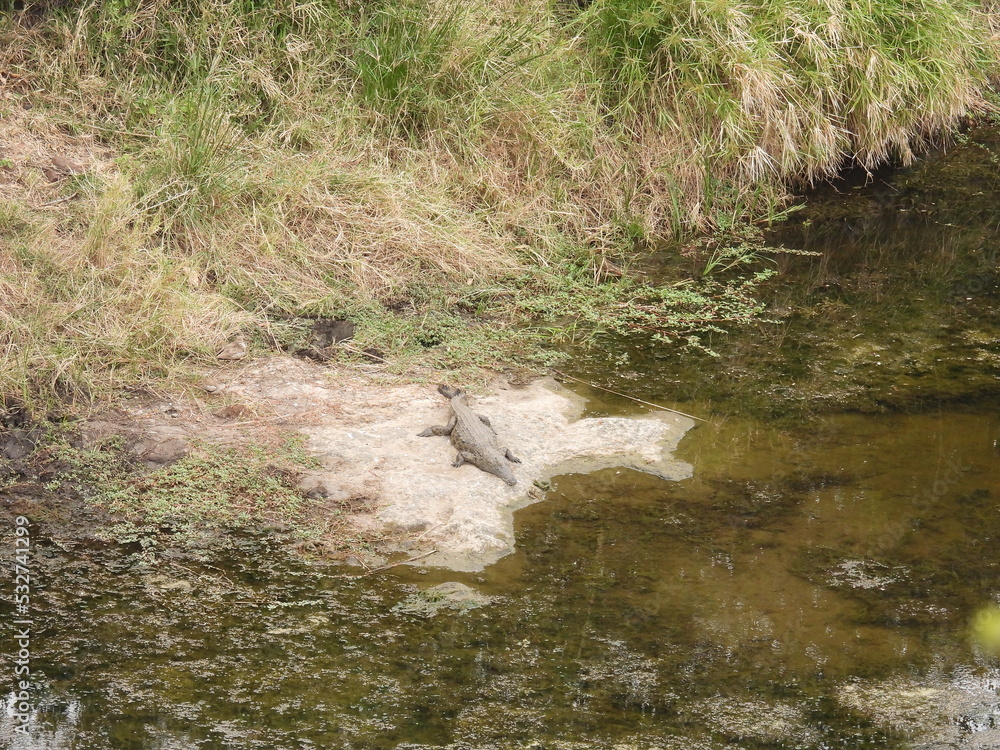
[2,695,81,750]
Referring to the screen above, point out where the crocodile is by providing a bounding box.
[418,385,521,486]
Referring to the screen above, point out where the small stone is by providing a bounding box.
[51,155,84,174]
[136,437,189,467]
[217,339,247,360]
[202,382,220,393]
[214,404,250,420]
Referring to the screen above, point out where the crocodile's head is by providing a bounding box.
[498,465,517,486]
[437,384,463,400]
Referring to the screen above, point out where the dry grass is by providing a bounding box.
[1,0,997,403]
[581,0,1000,229]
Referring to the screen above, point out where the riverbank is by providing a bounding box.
[2,361,693,570]
[2,0,999,407]
[3,28,1000,738]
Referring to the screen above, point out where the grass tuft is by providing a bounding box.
[52,435,316,547]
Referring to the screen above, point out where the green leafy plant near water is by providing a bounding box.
[0,0,997,402]
[51,434,323,548]
[516,223,824,356]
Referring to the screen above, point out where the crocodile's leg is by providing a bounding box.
[453,451,476,468]
[504,448,521,463]
[417,415,456,437]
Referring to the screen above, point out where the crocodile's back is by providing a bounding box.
[449,392,500,452]
[442,388,516,485]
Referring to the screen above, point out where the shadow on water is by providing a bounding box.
[3,130,1000,748]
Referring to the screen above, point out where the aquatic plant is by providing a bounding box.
[51,436,321,548]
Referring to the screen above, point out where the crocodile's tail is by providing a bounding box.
[437,384,464,399]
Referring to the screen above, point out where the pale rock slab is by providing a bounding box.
[304,377,693,570]
[126,357,695,571]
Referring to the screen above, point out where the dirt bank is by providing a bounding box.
[3,357,694,570]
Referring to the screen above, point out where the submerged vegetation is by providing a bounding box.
[1,0,998,401]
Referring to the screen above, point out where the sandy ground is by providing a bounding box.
[82,356,694,570]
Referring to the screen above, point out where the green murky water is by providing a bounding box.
[3,130,1000,748]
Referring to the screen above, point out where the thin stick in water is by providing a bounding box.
[553,370,708,423]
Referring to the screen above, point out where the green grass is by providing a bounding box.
[579,0,998,206]
[1,0,997,404]
[51,433,324,548]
